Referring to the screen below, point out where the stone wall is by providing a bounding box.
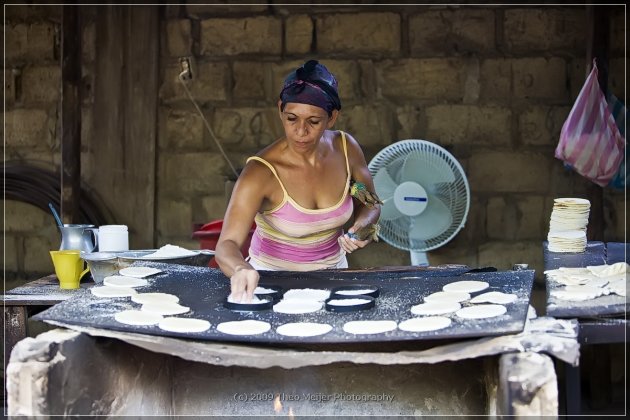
[3,4,626,282]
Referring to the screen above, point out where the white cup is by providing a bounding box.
[98,225,129,252]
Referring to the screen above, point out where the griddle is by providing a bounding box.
[606,242,628,265]
[543,241,606,270]
[543,241,627,318]
[34,263,534,345]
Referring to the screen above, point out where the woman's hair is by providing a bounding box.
[279,60,341,116]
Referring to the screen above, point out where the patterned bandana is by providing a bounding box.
[279,60,341,115]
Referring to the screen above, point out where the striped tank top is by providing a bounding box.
[247,131,354,271]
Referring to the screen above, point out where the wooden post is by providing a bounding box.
[61,6,82,223]
[89,6,159,248]
[584,5,610,241]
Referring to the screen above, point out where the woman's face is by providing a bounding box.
[278,102,338,152]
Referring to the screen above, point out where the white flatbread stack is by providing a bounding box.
[547,198,590,253]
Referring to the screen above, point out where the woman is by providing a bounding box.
[215,60,381,303]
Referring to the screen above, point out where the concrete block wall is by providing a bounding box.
[4,5,62,280]
[3,4,626,282]
[157,4,626,276]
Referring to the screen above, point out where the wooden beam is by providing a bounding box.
[89,6,159,248]
[61,6,82,223]
[584,5,610,241]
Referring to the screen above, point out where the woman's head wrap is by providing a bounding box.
[279,60,341,116]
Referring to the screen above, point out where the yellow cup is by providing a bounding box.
[50,250,90,289]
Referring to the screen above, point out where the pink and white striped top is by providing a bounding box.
[247,132,354,271]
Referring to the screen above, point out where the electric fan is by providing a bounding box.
[368,140,470,266]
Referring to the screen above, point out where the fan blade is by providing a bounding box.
[409,197,452,241]
[380,199,403,221]
[373,167,397,201]
[401,150,456,186]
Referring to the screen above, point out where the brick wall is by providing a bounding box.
[4,5,62,281]
[3,4,626,282]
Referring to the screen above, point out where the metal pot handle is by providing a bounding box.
[85,228,99,252]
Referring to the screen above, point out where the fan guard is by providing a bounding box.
[368,140,470,253]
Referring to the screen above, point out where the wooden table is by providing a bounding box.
[543,241,628,416]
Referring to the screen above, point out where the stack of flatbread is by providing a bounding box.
[547,198,590,253]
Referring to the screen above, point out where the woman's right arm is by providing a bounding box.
[215,163,267,302]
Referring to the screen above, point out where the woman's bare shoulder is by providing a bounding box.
[333,130,364,160]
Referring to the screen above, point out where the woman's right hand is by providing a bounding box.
[229,265,260,303]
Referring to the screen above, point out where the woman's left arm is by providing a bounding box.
[338,132,381,253]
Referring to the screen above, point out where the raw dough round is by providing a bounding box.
[228,294,265,304]
[283,288,330,302]
[326,298,371,306]
[103,275,148,288]
[342,320,398,335]
[398,316,452,332]
[456,304,506,319]
[91,286,137,298]
[114,309,162,325]
[424,291,470,303]
[608,278,626,297]
[273,299,323,314]
[119,267,163,278]
[132,293,179,305]
[276,322,333,337]
[443,280,489,293]
[335,289,377,296]
[254,286,277,294]
[141,302,190,315]
[410,301,460,316]
[158,317,210,333]
[470,291,517,304]
[551,286,605,301]
[217,320,271,336]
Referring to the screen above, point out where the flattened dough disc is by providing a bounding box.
[217,320,271,336]
[114,310,162,326]
[132,292,180,305]
[342,320,397,335]
[411,301,460,316]
[456,304,506,319]
[398,316,452,332]
[103,275,148,288]
[91,286,137,298]
[443,280,489,293]
[273,299,323,314]
[141,302,190,315]
[158,317,211,333]
[470,291,517,304]
[276,322,333,337]
[119,266,163,278]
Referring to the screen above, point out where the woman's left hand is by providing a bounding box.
[338,225,372,254]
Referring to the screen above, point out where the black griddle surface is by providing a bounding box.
[34,263,534,345]
[606,242,628,265]
[543,241,606,270]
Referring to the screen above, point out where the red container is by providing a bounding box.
[192,219,256,268]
